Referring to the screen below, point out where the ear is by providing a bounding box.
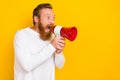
[33,16,39,24]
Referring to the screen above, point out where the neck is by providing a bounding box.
[30,25,40,33]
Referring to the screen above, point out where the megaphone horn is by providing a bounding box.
[52,26,77,41]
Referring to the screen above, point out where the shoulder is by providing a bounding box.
[14,27,29,40]
[15,27,29,37]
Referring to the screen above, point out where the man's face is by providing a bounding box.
[38,8,55,40]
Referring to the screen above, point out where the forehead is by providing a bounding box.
[40,8,55,16]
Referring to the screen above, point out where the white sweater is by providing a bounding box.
[14,27,65,80]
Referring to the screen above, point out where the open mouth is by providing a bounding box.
[45,26,52,32]
[47,26,51,29]
[45,24,54,32]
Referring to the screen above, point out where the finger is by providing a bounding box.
[58,37,65,43]
[56,49,62,53]
[57,42,65,50]
[59,36,65,40]
[58,40,65,44]
[57,42,65,48]
[56,36,65,40]
[56,45,64,50]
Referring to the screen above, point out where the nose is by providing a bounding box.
[49,16,55,24]
[50,18,54,24]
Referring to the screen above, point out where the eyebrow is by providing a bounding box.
[44,14,55,17]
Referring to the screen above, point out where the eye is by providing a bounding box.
[47,16,50,20]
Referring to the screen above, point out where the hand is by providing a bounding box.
[51,36,65,54]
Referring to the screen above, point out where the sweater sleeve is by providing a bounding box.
[55,53,65,69]
[14,31,56,72]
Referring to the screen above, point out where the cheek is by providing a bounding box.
[41,21,47,27]
[40,17,48,27]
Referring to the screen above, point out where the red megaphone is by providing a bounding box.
[52,26,77,41]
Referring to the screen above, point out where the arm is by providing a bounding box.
[55,53,65,69]
[14,32,56,72]
[51,35,66,69]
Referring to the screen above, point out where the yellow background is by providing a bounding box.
[0,0,120,80]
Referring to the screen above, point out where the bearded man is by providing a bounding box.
[14,3,65,80]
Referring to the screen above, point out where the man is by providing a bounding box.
[14,3,65,80]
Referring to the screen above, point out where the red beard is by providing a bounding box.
[38,23,54,41]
